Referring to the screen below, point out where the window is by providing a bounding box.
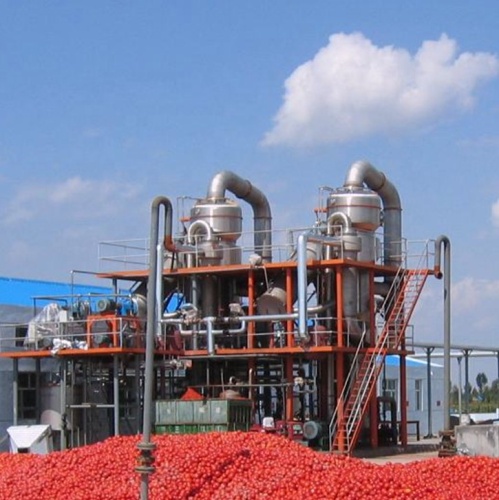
[415,379,423,411]
[15,326,28,347]
[382,378,398,403]
[18,372,37,420]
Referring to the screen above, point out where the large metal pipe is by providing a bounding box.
[344,160,402,269]
[137,196,173,500]
[434,235,451,431]
[207,171,272,262]
[297,231,349,342]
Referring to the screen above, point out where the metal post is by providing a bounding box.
[113,355,120,436]
[434,235,451,431]
[60,359,67,450]
[424,347,434,438]
[13,359,18,426]
[400,355,408,446]
[463,349,470,414]
[457,356,463,421]
[35,358,41,422]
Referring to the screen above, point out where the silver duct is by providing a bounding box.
[344,160,402,270]
[138,195,173,499]
[434,235,451,431]
[296,220,360,342]
[207,171,272,262]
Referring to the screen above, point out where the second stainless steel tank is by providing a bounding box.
[189,198,242,265]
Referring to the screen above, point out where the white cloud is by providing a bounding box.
[263,33,499,146]
[412,277,499,347]
[1,176,142,225]
[451,278,499,336]
[492,199,499,228]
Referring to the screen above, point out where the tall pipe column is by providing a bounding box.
[137,196,173,500]
[113,356,120,436]
[424,347,435,438]
[463,349,471,413]
[60,359,67,450]
[13,359,18,426]
[336,268,345,452]
[286,268,294,348]
[399,355,408,446]
[248,270,255,349]
[434,235,451,431]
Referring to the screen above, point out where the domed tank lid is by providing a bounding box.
[327,187,382,230]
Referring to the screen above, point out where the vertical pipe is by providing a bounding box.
[399,355,407,446]
[297,233,309,337]
[206,317,215,356]
[285,358,294,422]
[336,354,345,452]
[434,235,451,431]
[286,268,294,348]
[464,350,470,413]
[335,267,345,451]
[138,196,173,500]
[155,244,164,341]
[369,391,378,448]
[248,270,255,349]
[35,358,41,422]
[425,347,434,438]
[113,356,120,436]
[336,269,344,347]
[135,357,142,432]
[13,359,18,426]
[457,356,463,421]
[60,359,67,450]
[369,270,377,447]
[191,277,199,350]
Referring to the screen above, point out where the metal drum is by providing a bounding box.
[327,187,382,231]
[190,198,242,243]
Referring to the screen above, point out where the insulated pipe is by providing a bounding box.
[206,317,216,356]
[138,196,173,500]
[297,232,345,342]
[344,160,402,269]
[207,171,272,262]
[434,235,451,431]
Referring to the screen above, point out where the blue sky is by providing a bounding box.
[1,2,499,383]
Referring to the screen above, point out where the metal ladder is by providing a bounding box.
[329,264,429,454]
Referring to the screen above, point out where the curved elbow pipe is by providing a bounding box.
[207,171,272,262]
[434,234,450,279]
[344,160,402,269]
[142,196,173,450]
[326,212,352,234]
[187,219,214,244]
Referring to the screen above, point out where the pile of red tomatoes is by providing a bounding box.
[0,431,498,499]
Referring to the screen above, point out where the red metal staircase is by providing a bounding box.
[329,266,429,454]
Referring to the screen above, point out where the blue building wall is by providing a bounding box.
[0,276,120,450]
[0,276,115,308]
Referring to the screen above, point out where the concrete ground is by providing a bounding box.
[356,437,442,465]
